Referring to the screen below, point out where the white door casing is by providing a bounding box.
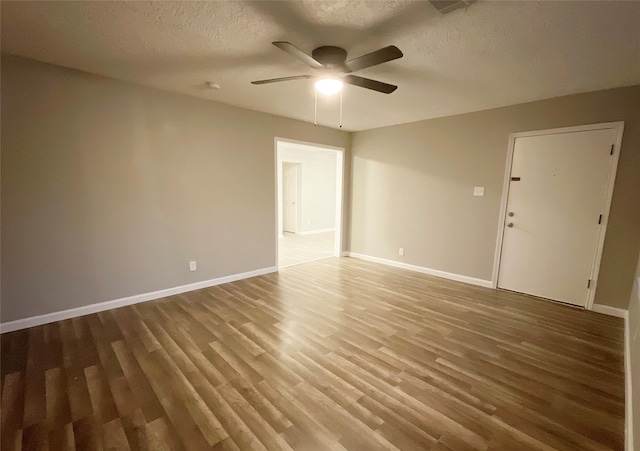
[494,122,624,308]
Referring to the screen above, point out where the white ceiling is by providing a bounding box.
[2,1,640,131]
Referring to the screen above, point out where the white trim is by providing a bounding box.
[274,137,345,153]
[625,312,634,451]
[499,122,624,139]
[491,132,517,289]
[0,266,277,333]
[299,228,336,236]
[586,122,624,309]
[334,150,345,259]
[491,121,625,311]
[591,304,628,319]
[346,252,492,288]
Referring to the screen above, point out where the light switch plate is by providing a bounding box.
[473,186,485,197]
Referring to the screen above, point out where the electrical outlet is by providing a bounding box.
[399,248,405,256]
[189,261,197,272]
[473,186,485,197]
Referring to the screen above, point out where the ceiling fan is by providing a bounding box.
[251,41,403,94]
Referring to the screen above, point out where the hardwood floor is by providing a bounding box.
[278,231,335,268]
[0,257,625,450]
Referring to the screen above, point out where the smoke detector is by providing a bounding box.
[429,0,475,14]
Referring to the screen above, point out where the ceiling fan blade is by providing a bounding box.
[251,75,314,85]
[345,45,403,72]
[272,41,323,69]
[342,75,398,94]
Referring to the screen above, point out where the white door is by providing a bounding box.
[497,128,617,306]
[282,163,299,233]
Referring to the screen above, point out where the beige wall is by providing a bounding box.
[350,85,640,309]
[0,55,350,323]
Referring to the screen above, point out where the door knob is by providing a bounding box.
[506,222,514,228]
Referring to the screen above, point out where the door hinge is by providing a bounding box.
[598,214,602,224]
[587,279,592,289]
[610,145,614,155]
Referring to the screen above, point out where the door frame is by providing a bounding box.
[274,137,345,270]
[491,121,624,310]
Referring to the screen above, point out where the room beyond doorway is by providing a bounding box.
[275,138,344,269]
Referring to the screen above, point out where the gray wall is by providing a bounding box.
[350,85,640,309]
[0,55,350,323]
[278,145,338,234]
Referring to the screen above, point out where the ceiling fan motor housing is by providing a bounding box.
[312,46,348,67]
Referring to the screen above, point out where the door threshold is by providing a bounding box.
[497,287,584,309]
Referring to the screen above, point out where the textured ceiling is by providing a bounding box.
[2,1,640,131]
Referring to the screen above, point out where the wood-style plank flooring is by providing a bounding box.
[278,231,335,268]
[1,257,625,450]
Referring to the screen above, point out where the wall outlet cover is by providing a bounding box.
[473,186,485,196]
[189,261,197,271]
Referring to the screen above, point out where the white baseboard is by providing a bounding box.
[625,312,634,451]
[340,251,349,257]
[590,299,631,451]
[345,252,492,288]
[592,304,629,318]
[299,228,336,236]
[0,266,277,333]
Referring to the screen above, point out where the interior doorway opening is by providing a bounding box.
[276,138,344,269]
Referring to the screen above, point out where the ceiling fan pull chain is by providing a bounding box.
[339,90,343,129]
[314,89,318,126]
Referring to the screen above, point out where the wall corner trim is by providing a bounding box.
[591,304,629,319]
[625,313,634,451]
[0,266,278,333]
[345,252,492,288]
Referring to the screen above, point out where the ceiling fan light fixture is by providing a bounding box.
[315,78,343,96]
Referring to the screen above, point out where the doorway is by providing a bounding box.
[276,139,344,269]
[493,122,624,308]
